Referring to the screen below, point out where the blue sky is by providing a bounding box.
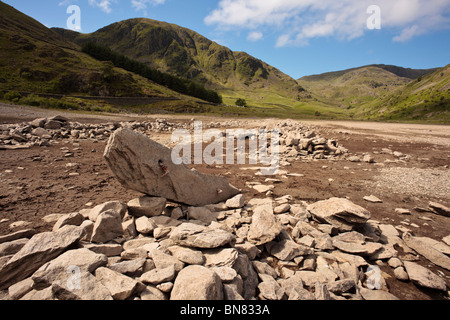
[3,0,450,79]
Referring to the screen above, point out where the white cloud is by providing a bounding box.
[88,0,115,13]
[205,0,450,46]
[392,25,421,42]
[59,0,77,6]
[247,31,263,41]
[131,0,166,12]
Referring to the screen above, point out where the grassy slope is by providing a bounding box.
[298,66,413,108]
[355,65,450,123]
[0,1,184,99]
[52,18,305,100]
[298,65,449,123]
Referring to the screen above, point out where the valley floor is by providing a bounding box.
[0,103,449,300]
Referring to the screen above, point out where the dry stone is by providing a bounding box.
[90,210,124,243]
[307,198,371,232]
[403,233,450,271]
[403,261,447,291]
[88,201,127,222]
[0,225,84,290]
[31,248,107,290]
[95,267,140,300]
[127,196,166,218]
[140,265,176,285]
[171,265,223,300]
[226,194,245,209]
[169,223,235,249]
[428,202,450,217]
[247,204,282,246]
[266,239,313,261]
[104,128,239,206]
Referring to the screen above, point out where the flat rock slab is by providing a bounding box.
[403,261,448,291]
[169,223,235,249]
[307,198,371,232]
[403,233,450,271]
[0,225,84,289]
[104,128,239,206]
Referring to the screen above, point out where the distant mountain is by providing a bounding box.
[0,1,179,98]
[298,64,448,121]
[52,18,305,99]
[357,64,450,121]
[297,65,412,108]
[300,64,438,82]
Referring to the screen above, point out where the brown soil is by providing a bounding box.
[0,104,449,300]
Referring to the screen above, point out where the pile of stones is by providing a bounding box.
[1,193,448,300]
[0,128,448,300]
[0,116,193,150]
[273,120,349,161]
[0,117,349,162]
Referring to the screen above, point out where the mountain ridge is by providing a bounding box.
[299,64,438,82]
[52,18,305,100]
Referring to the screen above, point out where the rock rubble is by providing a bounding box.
[1,189,448,300]
[0,120,448,300]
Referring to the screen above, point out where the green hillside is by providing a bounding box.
[356,64,450,122]
[298,66,413,108]
[0,1,183,99]
[52,18,306,101]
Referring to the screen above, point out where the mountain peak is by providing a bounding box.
[54,17,304,97]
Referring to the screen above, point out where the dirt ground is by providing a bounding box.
[0,104,449,300]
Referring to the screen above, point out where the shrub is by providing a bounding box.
[19,94,42,106]
[4,91,22,101]
[235,98,247,107]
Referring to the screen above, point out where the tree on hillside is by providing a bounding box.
[235,98,247,107]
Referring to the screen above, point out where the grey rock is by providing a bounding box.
[88,201,127,222]
[187,206,218,224]
[258,274,285,300]
[31,248,107,290]
[266,239,313,261]
[203,248,239,268]
[358,286,399,300]
[140,265,176,285]
[167,245,205,265]
[90,210,124,244]
[8,277,34,300]
[171,265,223,300]
[127,196,167,218]
[226,194,245,209]
[403,261,447,291]
[109,258,146,276]
[53,212,84,231]
[393,267,409,281]
[95,267,139,300]
[403,233,450,271]
[326,279,356,294]
[78,242,123,257]
[307,198,371,232]
[247,204,282,246]
[0,225,84,290]
[429,201,450,217]
[170,223,235,249]
[0,238,28,258]
[314,282,331,300]
[151,249,185,272]
[135,216,157,235]
[104,128,239,206]
[0,229,37,245]
[140,285,167,300]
